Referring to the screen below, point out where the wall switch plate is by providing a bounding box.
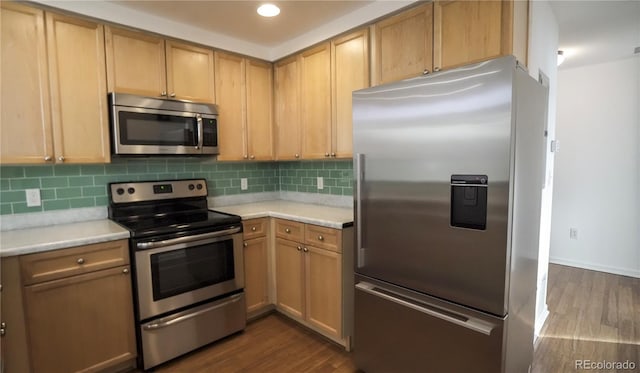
[317,177,324,190]
[569,228,578,240]
[26,188,41,207]
[240,178,248,190]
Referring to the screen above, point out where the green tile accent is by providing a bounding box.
[0,166,24,178]
[1,204,13,215]
[0,179,9,191]
[41,189,56,200]
[44,199,70,211]
[82,186,106,197]
[10,178,41,190]
[95,196,109,206]
[69,176,94,187]
[105,164,128,174]
[54,165,81,176]
[1,191,25,203]
[80,165,105,175]
[41,177,69,188]
[25,166,54,177]
[69,198,96,208]
[12,203,43,214]
[56,187,83,199]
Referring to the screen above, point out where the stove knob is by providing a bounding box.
[116,188,125,195]
[196,184,203,190]
[127,187,135,194]
[188,184,195,191]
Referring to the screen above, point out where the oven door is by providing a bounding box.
[134,228,244,320]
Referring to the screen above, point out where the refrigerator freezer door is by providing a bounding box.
[354,276,505,373]
[353,56,516,316]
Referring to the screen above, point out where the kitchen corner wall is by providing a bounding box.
[0,159,353,216]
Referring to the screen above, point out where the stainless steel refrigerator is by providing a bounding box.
[352,56,547,373]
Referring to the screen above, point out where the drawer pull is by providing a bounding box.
[122,268,129,274]
[285,228,291,233]
[297,246,302,251]
[252,226,257,231]
[303,247,308,253]
[76,258,85,265]
[317,235,324,241]
[244,242,248,247]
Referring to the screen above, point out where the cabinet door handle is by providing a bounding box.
[44,156,52,161]
[434,67,441,72]
[243,242,248,247]
[76,258,85,265]
[295,154,300,158]
[122,268,129,274]
[423,69,430,75]
[252,226,257,231]
[325,153,330,157]
[57,156,65,162]
[160,91,167,96]
[170,92,176,98]
[285,228,291,233]
[250,155,255,159]
[330,153,336,157]
[303,247,308,253]
[244,155,248,159]
[296,246,302,251]
[317,235,324,241]
[0,322,6,337]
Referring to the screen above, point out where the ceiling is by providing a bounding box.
[43,0,640,66]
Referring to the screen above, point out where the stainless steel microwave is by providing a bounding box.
[109,93,219,156]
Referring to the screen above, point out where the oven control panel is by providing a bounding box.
[109,179,207,204]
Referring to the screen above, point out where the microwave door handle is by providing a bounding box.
[196,114,203,151]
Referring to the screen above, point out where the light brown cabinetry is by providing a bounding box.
[274,29,369,160]
[215,52,274,161]
[19,240,136,373]
[433,0,528,70]
[1,3,110,164]
[105,26,215,103]
[242,218,270,315]
[372,2,434,85]
[274,219,344,342]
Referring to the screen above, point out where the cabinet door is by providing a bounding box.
[46,13,110,163]
[373,2,433,85]
[332,29,369,159]
[166,40,215,103]
[306,246,342,338]
[274,56,301,160]
[24,266,136,373]
[300,43,331,159]
[246,59,274,160]
[275,238,304,319]
[215,51,246,161]
[433,0,504,70]
[1,3,53,164]
[105,26,166,97]
[244,236,269,313]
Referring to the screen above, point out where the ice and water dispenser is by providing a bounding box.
[450,175,488,230]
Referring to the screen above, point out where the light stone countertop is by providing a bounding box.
[0,220,130,258]
[212,200,354,229]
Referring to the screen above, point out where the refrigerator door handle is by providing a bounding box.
[355,282,496,336]
[355,153,365,267]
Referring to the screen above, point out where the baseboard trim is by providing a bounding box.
[549,257,640,278]
[534,305,550,346]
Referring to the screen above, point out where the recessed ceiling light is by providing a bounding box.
[257,3,280,17]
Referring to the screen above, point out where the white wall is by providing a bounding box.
[551,56,640,278]
[527,0,559,338]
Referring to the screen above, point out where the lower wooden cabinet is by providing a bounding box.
[6,239,137,373]
[274,219,351,345]
[242,218,270,316]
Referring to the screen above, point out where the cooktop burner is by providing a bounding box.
[107,179,241,238]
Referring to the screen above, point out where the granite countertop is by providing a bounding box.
[0,220,131,258]
[212,200,354,229]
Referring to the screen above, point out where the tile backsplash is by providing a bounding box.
[0,158,353,216]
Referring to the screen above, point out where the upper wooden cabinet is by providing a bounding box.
[1,3,109,164]
[433,0,528,70]
[331,29,370,158]
[372,2,433,85]
[105,26,215,103]
[300,43,332,159]
[275,29,370,160]
[215,51,273,161]
[274,55,301,160]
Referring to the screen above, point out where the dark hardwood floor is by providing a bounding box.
[149,264,639,372]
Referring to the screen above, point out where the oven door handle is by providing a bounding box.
[142,293,243,331]
[136,226,241,249]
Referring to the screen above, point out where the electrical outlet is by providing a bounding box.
[317,177,324,190]
[26,188,41,207]
[240,178,248,190]
[569,228,578,240]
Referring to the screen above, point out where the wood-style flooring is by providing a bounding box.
[149,264,639,372]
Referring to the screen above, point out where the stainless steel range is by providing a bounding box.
[108,179,245,370]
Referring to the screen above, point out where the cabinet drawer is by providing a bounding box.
[274,219,304,242]
[242,218,268,240]
[305,225,342,253]
[20,239,129,285]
